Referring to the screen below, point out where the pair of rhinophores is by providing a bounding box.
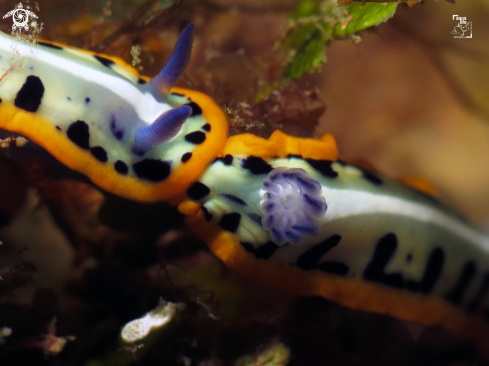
[1,24,489,342]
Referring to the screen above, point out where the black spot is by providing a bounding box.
[0,98,2,103]
[85,97,91,105]
[171,93,185,97]
[406,253,412,263]
[0,210,9,228]
[187,182,210,201]
[132,159,171,182]
[360,168,383,185]
[38,41,62,50]
[305,159,338,178]
[67,120,90,149]
[221,194,247,206]
[445,261,476,305]
[201,206,213,222]
[67,96,71,101]
[468,273,489,313]
[296,235,342,270]
[186,101,202,116]
[185,131,206,144]
[336,160,348,166]
[90,146,108,162]
[131,145,147,156]
[14,75,45,112]
[287,154,302,159]
[241,156,273,175]
[405,248,444,294]
[218,212,241,233]
[137,78,147,84]
[363,233,404,289]
[240,241,278,260]
[110,114,124,140]
[215,154,234,166]
[202,123,211,132]
[318,261,349,276]
[255,241,278,259]
[114,160,128,175]
[247,213,262,225]
[55,126,62,131]
[181,152,192,163]
[94,55,115,67]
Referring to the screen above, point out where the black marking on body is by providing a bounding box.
[171,93,185,97]
[137,78,147,85]
[67,96,71,101]
[296,235,342,271]
[247,213,262,225]
[201,206,213,222]
[185,131,206,144]
[287,154,302,159]
[181,152,192,163]
[15,75,45,112]
[445,261,476,305]
[305,159,338,178]
[219,212,241,233]
[38,41,62,50]
[132,159,171,182]
[85,97,91,105]
[186,101,202,116]
[363,233,404,289]
[406,253,412,263]
[360,169,383,185]
[405,248,444,294]
[241,241,278,260]
[90,146,108,162]
[202,123,211,132]
[114,160,128,175]
[67,121,90,149]
[318,261,349,276]
[94,55,115,68]
[221,194,247,206]
[131,145,147,156]
[109,114,124,140]
[364,233,445,293]
[241,156,273,175]
[187,182,210,201]
[468,273,489,313]
[214,154,234,165]
[55,126,62,131]
[0,98,2,103]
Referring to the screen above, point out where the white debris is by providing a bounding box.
[0,327,12,345]
[121,299,183,343]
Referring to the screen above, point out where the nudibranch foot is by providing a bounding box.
[260,167,327,246]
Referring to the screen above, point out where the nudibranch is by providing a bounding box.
[1,24,489,342]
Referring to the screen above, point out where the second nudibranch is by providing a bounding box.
[1,25,489,341]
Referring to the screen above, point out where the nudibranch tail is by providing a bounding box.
[133,105,192,153]
[260,167,327,245]
[144,23,195,98]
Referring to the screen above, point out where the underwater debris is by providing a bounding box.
[0,327,12,345]
[43,317,75,357]
[121,298,184,343]
[235,341,290,366]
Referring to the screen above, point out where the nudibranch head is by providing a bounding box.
[0,23,228,203]
[260,167,327,245]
